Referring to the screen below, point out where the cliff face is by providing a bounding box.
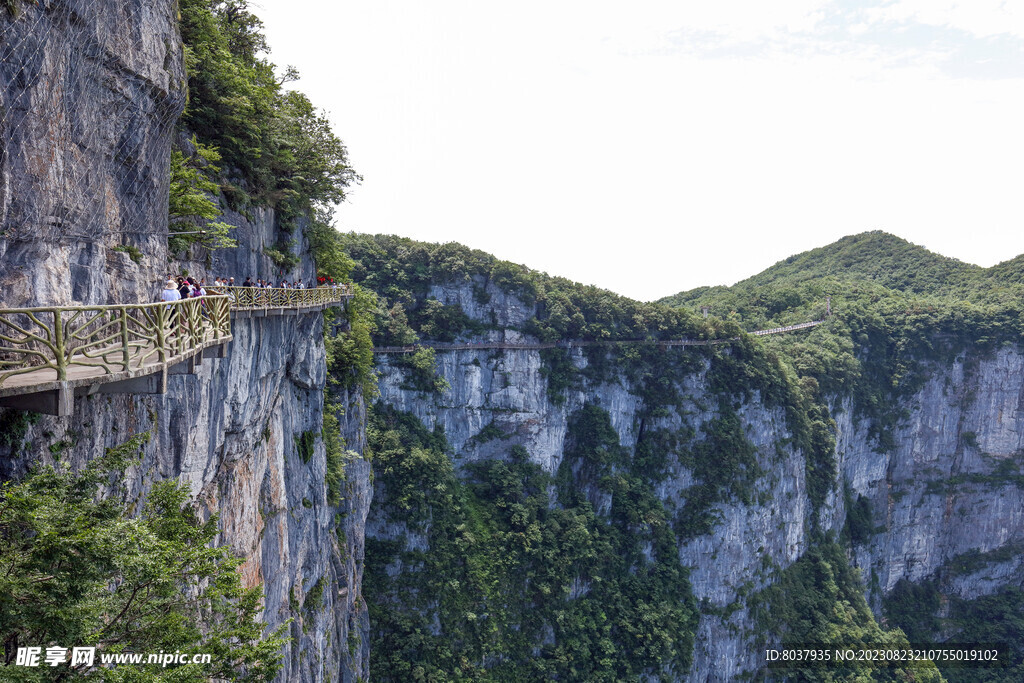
[0,3,370,680]
[0,0,185,307]
[367,276,1024,680]
[0,312,371,682]
[839,347,1024,602]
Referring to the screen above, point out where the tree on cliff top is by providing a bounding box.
[177,0,359,222]
[0,433,288,681]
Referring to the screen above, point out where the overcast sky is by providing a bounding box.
[252,0,1023,301]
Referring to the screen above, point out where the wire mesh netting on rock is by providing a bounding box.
[0,0,185,305]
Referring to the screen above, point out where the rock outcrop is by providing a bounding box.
[0,0,186,307]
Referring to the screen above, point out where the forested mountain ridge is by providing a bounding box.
[663,231,982,300]
[659,231,1024,327]
[336,232,1024,680]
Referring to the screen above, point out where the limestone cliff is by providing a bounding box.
[839,347,1024,605]
[0,0,185,307]
[0,2,370,681]
[0,313,371,682]
[365,273,1024,680]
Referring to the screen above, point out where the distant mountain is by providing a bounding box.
[658,231,1023,326]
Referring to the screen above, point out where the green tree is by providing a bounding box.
[0,433,288,680]
[168,141,236,252]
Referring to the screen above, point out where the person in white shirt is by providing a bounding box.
[161,279,181,303]
[161,279,181,330]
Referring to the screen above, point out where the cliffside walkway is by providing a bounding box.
[372,319,825,354]
[0,286,350,416]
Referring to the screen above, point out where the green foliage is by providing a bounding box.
[751,543,942,682]
[670,404,766,539]
[882,578,942,642]
[263,244,300,270]
[294,429,316,463]
[0,432,289,680]
[168,141,237,253]
[843,488,875,545]
[942,588,1024,683]
[880,551,1024,682]
[394,346,450,394]
[178,0,358,217]
[364,405,698,681]
[538,347,581,405]
[0,409,39,454]
[112,244,144,264]
[304,577,325,617]
[412,299,488,343]
[341,233,712,346]
[943,543,1024,578]
[467,420,509,446]
[307,206,356,283]
[325,284,379,398]
[323,402,346,506]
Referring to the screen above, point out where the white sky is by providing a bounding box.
[252,0,1024,301]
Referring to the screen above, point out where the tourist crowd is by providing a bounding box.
[160,275,343,303]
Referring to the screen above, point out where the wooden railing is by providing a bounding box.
[206,285,351,310]
[0,285,351,393]
[0,296,231,389]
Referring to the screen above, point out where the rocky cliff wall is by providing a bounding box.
[839,347,1024,606]
[0,311,370,682]
[0,3,365,678]
[0,0,185,307]
[368,277,1024,680]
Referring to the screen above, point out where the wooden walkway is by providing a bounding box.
[372,320,826,355]
[0,286,351,415]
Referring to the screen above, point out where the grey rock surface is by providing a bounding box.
[372,280,1024,680]
[0,0,186,307]
[0,312,370,683]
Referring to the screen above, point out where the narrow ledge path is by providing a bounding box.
[372,319,826,355]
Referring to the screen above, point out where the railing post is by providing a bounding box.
[213,298,221,341]
[120,307,130,371]
[154,305,166,365]
[52,309,66,381]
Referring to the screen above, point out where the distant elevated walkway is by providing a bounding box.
[0,286,351,416]
[372,319,826,354]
